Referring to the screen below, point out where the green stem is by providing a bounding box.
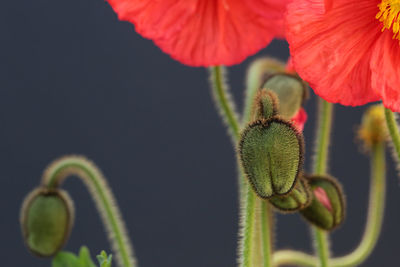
[273,250,316,267]
[261,201,273,267]
[42,156,137,267]
[384,108,400,162]
[209,66,240,141]
[239,186,257,267]
[209,66,274,267]
[312,98,334,267]
[331,142,386,267]
[314,99,333,175]
[273,105,387,267]
[313,230,330,267]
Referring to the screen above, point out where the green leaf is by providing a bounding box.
[78,246,96,267]
[52,251,79,267]
[97,251,112,267]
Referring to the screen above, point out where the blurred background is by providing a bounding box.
[1,1,399,266]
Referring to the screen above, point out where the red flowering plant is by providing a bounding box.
[19,1,400,267]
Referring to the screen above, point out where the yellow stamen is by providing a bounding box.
[376,0,400,40]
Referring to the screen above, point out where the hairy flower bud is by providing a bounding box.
[20,187,75,257]
[358,104,388,148]
[300,175,345,231]
[269,176,312,213]
[262,74,308,120]
[251,89,279,121]
[239,118,304,198]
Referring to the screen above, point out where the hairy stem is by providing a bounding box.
[239,186,256,267]
[384,108,400,169]
[331,142,386,267]
[209,66,274,267]
[273,250,316,267]
[312,98,333,267]
[42,155,137,267]
[209,66,240,141]
[261,201,273,267]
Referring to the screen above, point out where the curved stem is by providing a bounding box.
[209,66,240,141]
[42,155,137,267]
[331,142,386,267]
[312,98,334,267]
[273,250,317,267]
[273,107,387,267]
[384,108,400,163]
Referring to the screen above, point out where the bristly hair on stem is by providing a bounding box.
[208,66,241,142]
[42,155,137,267]
[384,108,400,180]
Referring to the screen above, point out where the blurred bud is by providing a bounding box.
[358,104,388,148]
[246,58,287,89]
[300,175,345,231]
[239,118,304,198]
[262,74,308,120]
[251,89,279,121]
[20,187,74,257]
[269,176,312,213]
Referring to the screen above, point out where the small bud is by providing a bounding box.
[262,74,308,119]
[269,176,312,213]
[358,104,388,148]
[300,175,345,231]
[20,187,75,257]
[239,118,304,198]
[251,89,279,120]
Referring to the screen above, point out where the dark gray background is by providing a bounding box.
[1,1,399,266]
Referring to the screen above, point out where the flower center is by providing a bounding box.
[376,0,400,40]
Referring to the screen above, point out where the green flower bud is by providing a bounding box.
[20,187,74,257]
[269,176,312,213]
[262,74,308,119]
[239,118,304,199]
[251,89,279,121]
[300,175,345,231]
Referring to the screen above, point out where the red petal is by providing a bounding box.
[291,108,307,132]
[286,0,381,106]
[314,187,332,212]
[244,0,289,38]
[370,32,400,112]
[107,0,196,40]
[107,0,287,66]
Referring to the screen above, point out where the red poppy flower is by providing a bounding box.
[106,0,289,66]
[286,0,400,111]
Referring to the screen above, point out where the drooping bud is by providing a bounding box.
[269,176,312,213]
[239,118,304,198]
[262,74,308,120]
[20,187,75,257]
[358,104,388,149]
[300,175,345,231]
[251,89,279,121]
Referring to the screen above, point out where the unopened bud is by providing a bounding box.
[20,187,74,257]
[251,89,279,120]
[358,104,388,148]
[269,176,312,213]
[239,118,304,198]
[262,74,308,120]
[300,175,345,231]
